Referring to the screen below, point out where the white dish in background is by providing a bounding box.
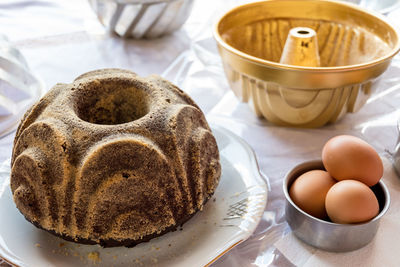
[0,125,268,267]
[342,0,400,14]
[88,0,195,39]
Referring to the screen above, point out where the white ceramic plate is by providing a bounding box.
[0,125,268,267]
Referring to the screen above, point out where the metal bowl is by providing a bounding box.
[214,0,400,128]
[283,160,390,252]
[89,0,195,39]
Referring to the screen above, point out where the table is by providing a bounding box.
[0,0,400,266]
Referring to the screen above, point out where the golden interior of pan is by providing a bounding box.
[217,0,398,69]
[222,18,392,67]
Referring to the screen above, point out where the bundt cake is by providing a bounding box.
[10,69,221,247]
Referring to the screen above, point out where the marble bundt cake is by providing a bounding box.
[10,69,221,247]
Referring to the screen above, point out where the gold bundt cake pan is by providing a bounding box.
[214,0,400,128]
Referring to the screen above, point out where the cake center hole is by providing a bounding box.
[297,30,309,35]
[76,81,149,125]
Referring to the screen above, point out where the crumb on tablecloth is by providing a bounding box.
[87,251,100,264]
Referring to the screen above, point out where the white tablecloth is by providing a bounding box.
[1,0,400,266]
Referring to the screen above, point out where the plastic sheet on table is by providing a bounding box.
[0,0,399,266]
[162,1,400,266]
[0,34,44,138]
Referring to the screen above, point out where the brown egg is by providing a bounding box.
[289,170,336,219]
[325,180,379,224]
[322,135,383,186]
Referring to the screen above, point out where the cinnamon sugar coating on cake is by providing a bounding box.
[10,69,221,247]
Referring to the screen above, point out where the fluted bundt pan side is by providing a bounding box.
[10,69,221,247]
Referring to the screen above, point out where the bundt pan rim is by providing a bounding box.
[214,0,400,72]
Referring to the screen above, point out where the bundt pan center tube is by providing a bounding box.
[10,68,221,247]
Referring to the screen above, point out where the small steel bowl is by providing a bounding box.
[283,160,390,252]
[214,0,400,128]
[89,0,195,39]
